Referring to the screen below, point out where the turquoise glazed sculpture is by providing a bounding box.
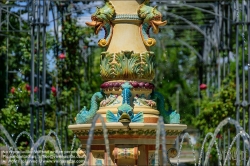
[150,91,180,124]
[75,92,103,124]
[121,82,133,105]
[106,104,144,123]
[106,82,144,123]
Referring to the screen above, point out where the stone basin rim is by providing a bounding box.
[68,123,187,131]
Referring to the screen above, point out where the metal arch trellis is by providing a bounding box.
[164,12,216,46]
[0,4,30,33]
[175,38,203,61]
[157,1,224,93]
[157,1,250,165]
[158,0,223,94]
[0,0,101,146]
[233,0,250,165]
[26,0,101,149]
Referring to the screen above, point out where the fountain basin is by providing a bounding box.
[69,122,187,165]
[69,123,186,144]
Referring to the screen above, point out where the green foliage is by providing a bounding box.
[194,75,236,134]
[192,75,244,165]
[0,6,97,152]
[0,82,31,133]
[52,17,100,112]
[0,31,55,146]
[48,16,103,148]
[152,44,197,125]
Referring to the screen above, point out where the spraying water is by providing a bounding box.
[155,116,168,166]
[84,114,111,166]
[198,132,221,166]
[177,132,198,166]
[1,117,250,165]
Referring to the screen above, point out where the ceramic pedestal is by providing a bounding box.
[70,0,187,165]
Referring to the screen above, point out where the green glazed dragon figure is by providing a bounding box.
[138,0,167,33]
[85,0,115,47]
[138,0,167,46]
[150,91,180,124]
[75,92,104,124]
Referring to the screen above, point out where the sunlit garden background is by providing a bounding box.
[0,0,249,165]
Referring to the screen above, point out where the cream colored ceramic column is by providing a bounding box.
[107,0,149,53]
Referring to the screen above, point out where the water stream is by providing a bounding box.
[1,117,250,165]
[25,135,65,166]
[177,132,198,166]
[0,124,23,165]
[84,114,111,166]
[155,116,168,166]
[198,132,220,166]
[203,118,250,166]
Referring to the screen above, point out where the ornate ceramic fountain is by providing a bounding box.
[68,0,187,165]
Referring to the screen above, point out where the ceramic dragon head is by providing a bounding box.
[86,0,115,35]
[138,1,167,34]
